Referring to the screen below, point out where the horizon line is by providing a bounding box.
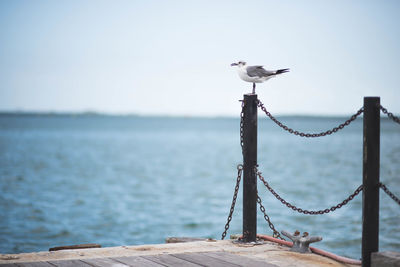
[0,109,386,119]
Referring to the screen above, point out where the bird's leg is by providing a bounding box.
[252,83,256,94]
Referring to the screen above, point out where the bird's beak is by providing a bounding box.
[231,63,238,66]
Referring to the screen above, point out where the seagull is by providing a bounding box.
[231,61,289,94]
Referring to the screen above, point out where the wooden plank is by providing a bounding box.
[15,262,54,267]
[143,254,202,266]
[49,244,101,252]
[171,252,240,267]
[165,237,207,243]
[4,252,278,267]
[81,257,130,267]
[203,251,278,267]
[47,259,92,267]
[112,256,164,267]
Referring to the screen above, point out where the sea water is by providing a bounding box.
[0,114,399,259]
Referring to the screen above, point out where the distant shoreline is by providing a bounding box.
[0,111,396,120]
[0,111,140,118]
[0,111,371,120]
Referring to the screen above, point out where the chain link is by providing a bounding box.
[257,99,364,137]
[221,164,243,240]
[380,105,400,124]
[380,182,400,205]
[255,167,363,215]
[256,193,285,240]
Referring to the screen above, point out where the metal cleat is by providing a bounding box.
[281,230,322,253]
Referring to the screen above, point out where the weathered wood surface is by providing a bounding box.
[0,252,277,266]
[47,259,92,267]
[111,256,164,267]
[0,240,360,267]
[141,254,200,266]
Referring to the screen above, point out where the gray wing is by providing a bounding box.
[246,66,275,77]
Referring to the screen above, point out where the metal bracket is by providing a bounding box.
[281,230,322,253]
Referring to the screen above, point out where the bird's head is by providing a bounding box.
[231,61,246,67]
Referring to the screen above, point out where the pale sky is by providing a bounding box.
[0,0,399,116]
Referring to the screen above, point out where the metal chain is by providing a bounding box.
[380,105,400,124]
[257,99,364,137]
[255,167,363,214]
[239,100,245,151]
[221,164,243,240]
[256,193,286,240]
[224,99,399,244]
[380,182,400,205]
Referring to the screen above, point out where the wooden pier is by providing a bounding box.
[0,240,359,267]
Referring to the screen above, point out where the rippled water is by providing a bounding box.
[0,114,399,259]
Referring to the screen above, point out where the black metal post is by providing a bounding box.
[362,97,380,267]
[242,94,258,242]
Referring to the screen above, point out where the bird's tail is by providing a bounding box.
[275,68,290,74]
